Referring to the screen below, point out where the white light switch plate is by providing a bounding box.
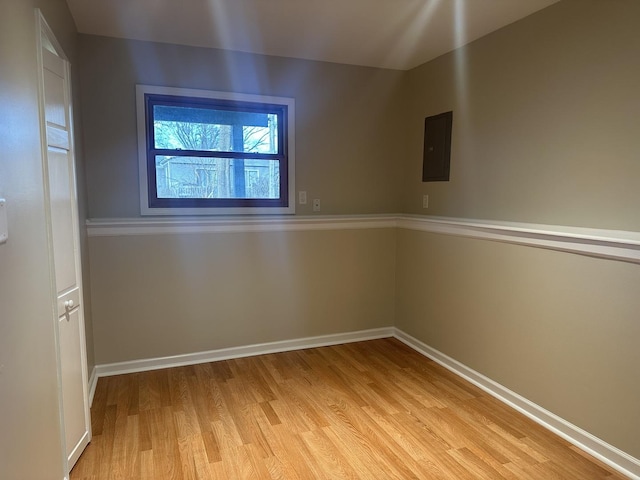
[0,198,7,244]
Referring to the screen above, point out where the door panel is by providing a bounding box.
[44,68,66,128]
[47,147,77,297]
[38,16,91,472]
[59,307,86,455]
[47,125,69,150]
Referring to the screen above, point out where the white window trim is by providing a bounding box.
[136,84,296,216]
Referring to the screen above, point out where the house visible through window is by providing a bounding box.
[137,85,295,215]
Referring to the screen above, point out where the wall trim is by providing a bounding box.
[397,215,640,264]
[92,327,394,379]
[86,215,397,236]
[394,329,640,480]
[87,366,98,407]
[86,214,640,264]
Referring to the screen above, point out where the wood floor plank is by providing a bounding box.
[262,423,315,479]
[328,401,429,479]
[71,338,627,480]
[139,449,153,480]
[321,424,407,480]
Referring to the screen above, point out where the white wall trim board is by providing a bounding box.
[85,215,397,236]
[397,215,640,265]
[86,214,640,264]
[67,430,91,473]
[394,329,640,480]
[87,366,98,407]
[92,327,395,380]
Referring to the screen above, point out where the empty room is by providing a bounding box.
[1,0,639,479]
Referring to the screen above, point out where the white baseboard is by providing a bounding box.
[88,366,97,407]
[394,329,640,480]
[93,327,395,379]
[67,430,90,472]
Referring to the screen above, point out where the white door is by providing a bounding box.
[37,13,91,471]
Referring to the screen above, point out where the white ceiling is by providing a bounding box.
[66,0,559,71]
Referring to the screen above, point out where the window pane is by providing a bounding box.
[243,119,278,154]
[155,156,280,199]
[153,105,278,154]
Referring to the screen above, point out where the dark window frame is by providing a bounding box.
[144,93,289,209]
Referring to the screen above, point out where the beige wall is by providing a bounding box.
[78,35,405,218]
[401,0,640,231]
[89,228,396,364]
[0,0,81,478]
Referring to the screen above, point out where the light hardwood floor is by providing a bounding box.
[71,338,626,479]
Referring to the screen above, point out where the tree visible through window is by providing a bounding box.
[137,85,295,215]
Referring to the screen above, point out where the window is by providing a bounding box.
[137,85,295,215]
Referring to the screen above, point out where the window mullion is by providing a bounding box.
[150,149,282,161]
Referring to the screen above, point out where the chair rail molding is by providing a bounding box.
[396,214,640,265]
[87,215,640,265]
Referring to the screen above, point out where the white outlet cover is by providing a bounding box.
[0,198,7,244]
